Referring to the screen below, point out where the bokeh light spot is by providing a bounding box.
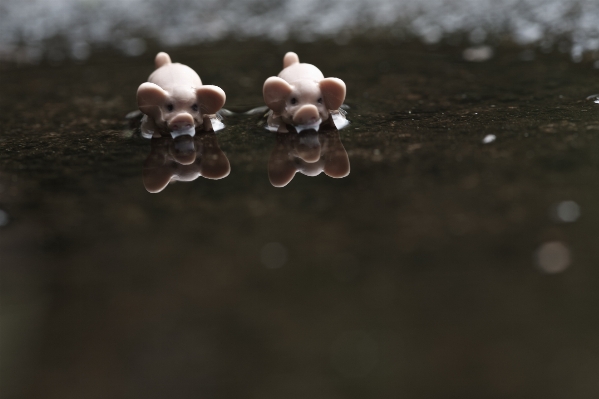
[535,241,571,274]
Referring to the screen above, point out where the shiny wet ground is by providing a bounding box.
[2,40,599,398]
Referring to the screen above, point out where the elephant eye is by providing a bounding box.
[166,104,174,112]
[290,98,297,105]
[191,104,198,112]
[317,98,323,104]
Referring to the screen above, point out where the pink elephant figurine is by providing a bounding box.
[137,52,226,138]
[268,130,350,187]
[263,52,347,133]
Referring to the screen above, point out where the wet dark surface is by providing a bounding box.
[2,40,599,398]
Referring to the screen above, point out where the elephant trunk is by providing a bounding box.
[168,112,195,131]
[292,104,321,126]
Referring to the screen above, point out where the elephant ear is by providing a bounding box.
[137,82,169,121]
[319,78,346,110]
[263,77,293,113]
[196,85,226,115]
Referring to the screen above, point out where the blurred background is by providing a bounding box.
[2,1,599,399]
[2,0,599,63]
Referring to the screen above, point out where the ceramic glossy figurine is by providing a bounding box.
[142,133,230,193]
[268,130,350,187]
[137,52,226,138]
[263,52,347,133]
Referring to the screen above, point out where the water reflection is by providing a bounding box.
[142,133,230,193]
[268,129,350,187]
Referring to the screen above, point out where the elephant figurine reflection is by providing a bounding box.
[137,52,226,138]
[263,52,347,133]
[268,129,350,187]
[142,133,230,193]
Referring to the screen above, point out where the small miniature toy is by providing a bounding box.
[268,130,350,187]
[263,52,347,133]
[142,133,230,193]
[137,52,226,139]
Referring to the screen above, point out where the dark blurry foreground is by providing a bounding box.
[2,40,599,398]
